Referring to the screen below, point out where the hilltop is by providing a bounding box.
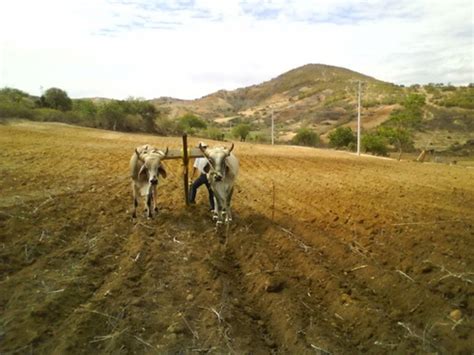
[151,64,403,136]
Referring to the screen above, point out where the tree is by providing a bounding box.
[98,101,125,131]
[231,123,251,142]
[328,127,356,149]
[73,99,97,116]
[0,87,30,103]
[362,132,388,156]
[291,128,319,147]
[378,126,414,161]
[178,113,207,133]
[42,87,72,111]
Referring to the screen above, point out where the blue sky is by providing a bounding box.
[0,0,472,99]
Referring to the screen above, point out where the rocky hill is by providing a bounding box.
[150,64,473,150]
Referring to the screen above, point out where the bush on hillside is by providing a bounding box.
[362,132,388,156]
[34,108,67,122]
[328,127,356,149]
[178,113,207,134]
[0,102,35,120]
[291,128,319,147]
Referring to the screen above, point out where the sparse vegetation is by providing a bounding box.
[439,87,474,109]
[205,126,225,141]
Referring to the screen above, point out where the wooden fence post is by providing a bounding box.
[182,134,190,206]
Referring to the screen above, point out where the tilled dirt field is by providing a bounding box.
[1,121,473,354]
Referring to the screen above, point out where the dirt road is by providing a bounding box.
[1,121,473,353]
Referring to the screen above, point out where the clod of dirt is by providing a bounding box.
[264,277,285,293]
[449,309,462,321]
[167,322,186,334]
[186,294,194,302]
[340,293,353,304]
[420,264,434,274]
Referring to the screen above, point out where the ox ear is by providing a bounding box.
[203,163,210,174]
[225,159,231,175]
[138,164,147,179]
[135,149,144,162]
[158,164,167,178]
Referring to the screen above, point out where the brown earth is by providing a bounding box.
[1,121,473,354]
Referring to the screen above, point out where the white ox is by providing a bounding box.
[130,145,168,218]
[199,143,239,225]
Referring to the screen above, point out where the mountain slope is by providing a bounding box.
[151,64,404,137]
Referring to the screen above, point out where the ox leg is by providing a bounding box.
[215,194,226,225]
[212,196,219,221]
[146,190,153,218]
[152,185,158,213]
[132,182,139,218]
[225,187,234,223]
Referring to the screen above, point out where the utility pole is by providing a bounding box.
[357,80,361,156]
[271,108,274,145]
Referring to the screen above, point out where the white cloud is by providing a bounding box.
[0,0,472,99]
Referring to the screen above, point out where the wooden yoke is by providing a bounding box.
[159,134,204,206]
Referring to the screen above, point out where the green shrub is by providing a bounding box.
[34,108,66,122]
[328,127,356,148]
[73,99,97,117]
[0,102,35,120]
[178,113,207,133]
[362,132,388,156]
[97,101,126,131]
[291,128,319,147]
[0,87,31,104]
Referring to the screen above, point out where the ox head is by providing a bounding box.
[199,143,234,182]
[135,147,169,185]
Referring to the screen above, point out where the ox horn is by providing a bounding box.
[159,147,169,157]
[199,143,210,158]
[226,143,234,156]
